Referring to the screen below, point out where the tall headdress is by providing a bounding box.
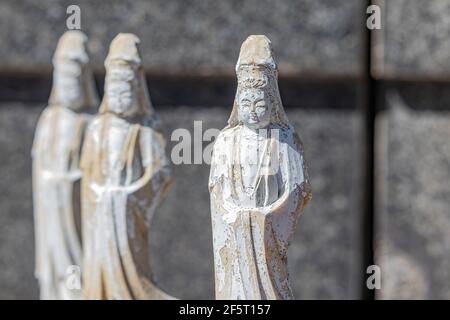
[49,30,99,110]
[99,33,154,118]
[227,35,290,128]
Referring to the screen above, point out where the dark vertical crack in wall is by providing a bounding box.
[361,0,376,300]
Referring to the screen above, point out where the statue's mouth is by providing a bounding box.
[248,116,258,123]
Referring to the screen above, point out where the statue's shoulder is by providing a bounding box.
[210,127,240,162]
[135,120,167,153]
[85,114,104,136]
[37,105,55,123]
[89,114,102,127]
[217,126,240,143]
[37,106,79,130]
[138,120,162,138]
[275,125,303,149]
[272,124,292,136]
[291,130,305,152]
[138,121,156,133]
[133,115,161,134]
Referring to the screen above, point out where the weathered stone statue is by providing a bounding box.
[80,33,172,300]
[32,30,99,300]
[209,35,312,300]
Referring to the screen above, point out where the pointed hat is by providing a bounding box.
[100,33,154,117]
[105,33,142,67]
[235,35,277,73]
[53,30,89,64]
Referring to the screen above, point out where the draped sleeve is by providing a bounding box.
[265,129,312,257]
[208,130,229,192]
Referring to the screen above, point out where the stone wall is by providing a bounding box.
[372,0,450,300]
[0,0,363,76]
[0,0,449,300]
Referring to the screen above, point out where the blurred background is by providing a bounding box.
[0,0,449,299]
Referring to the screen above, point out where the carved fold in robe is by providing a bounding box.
[209,126,311,299]
[209,35,312,300]
[32,107,90,299]
[80,114,171,300]
[80,33,172,300]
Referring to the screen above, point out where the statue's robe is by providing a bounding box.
[209,125,311,300]
[32,106,90,300]
[80,113,171,300]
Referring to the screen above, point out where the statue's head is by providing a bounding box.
[236,65,272,129]
[50,30,98,110]
[228,35,289,129]
[101,33,153,118]
[105,60,140,116]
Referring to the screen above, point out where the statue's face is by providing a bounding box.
[54,59,83,108]
[238,87,271,129]
[106,63,139,115]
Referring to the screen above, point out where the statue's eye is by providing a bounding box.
[255,101,266,109]
[241,102,250,109]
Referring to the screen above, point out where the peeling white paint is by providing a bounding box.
[209,35,312,300]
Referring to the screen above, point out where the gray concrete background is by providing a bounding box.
[1,0,450,300]
[372,0,450,80]
[153,106,365,299]
[375,90,450,300]
[0,102,365,300]
[0,0,364,77]
[370,0,450,296]
[0,0,369,300]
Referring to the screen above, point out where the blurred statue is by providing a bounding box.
[209,35,312,300]
[32,30,99,300]
[80,33,172,300]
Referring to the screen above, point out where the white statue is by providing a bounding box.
[32,30,99,300]
[209,35,312,300]
[80,33,172,300]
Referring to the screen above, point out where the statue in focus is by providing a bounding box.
[32,30,99,300]
[80,33,172,300]
[209,35,312,300]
